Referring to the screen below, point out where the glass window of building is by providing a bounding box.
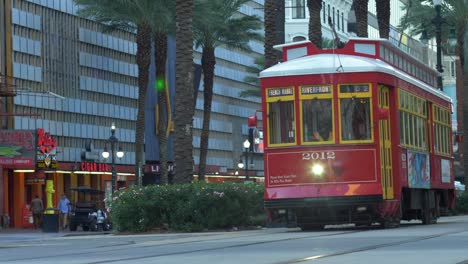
[292,0,306,19]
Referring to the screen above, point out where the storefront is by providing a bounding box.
[1,129,135,228]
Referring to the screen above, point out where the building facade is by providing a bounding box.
[0,0,264,228]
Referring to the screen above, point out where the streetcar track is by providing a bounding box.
[276,229,468,263]
[2,229,363,262]
[5,225,466,263]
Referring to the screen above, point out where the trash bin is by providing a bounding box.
[42,208,59,233]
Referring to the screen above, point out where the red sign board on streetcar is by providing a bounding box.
[266,149,377,187]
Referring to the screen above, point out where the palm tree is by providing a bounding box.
[307,0,323,48]
[264,0,278,68]
[173,0,195,184]
[75,0,152,182]
[354,0,369,37]
[194,0,263,180]
[239,56,264,98]
[151,1,176,185]
[376,0,390,39]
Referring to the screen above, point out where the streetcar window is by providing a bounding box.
[302,99,333,143]
[433,105,451,156]
[399,90,428,151]
[268,101,296,144]
[340,98,371,141]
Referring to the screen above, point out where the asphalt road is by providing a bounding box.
[1,215,468,264]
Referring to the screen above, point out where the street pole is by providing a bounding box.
[110,127,116,194]
[245,148,249,181]
[434,1,444,91]
[243,139,251,181]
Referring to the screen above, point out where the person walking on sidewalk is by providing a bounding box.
[30,195,43,229]
[58,194,70,230]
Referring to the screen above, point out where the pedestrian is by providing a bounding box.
[30,195,43,229]
[58,193,70,230]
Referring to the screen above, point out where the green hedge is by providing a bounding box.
[455,191,468,214]
[109,182,265,232]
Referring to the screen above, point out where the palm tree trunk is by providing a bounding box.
[135,23,152,180]
[307,0,322,49]
[154,32,169,185]
[462,30,468,188]
[354,0,369,37]
[376,0,390,39]
[174,0,195,184]
[264,0,277,68]
[198,46,215,181]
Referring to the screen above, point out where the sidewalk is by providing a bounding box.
[0,228,110,246]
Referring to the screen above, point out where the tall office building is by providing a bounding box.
[0,0,264,228]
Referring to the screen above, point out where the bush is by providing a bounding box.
[455,191,468,214]
[110,182,265,232]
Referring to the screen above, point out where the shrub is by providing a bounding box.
[455,191,468,214]
[110,182,265,232]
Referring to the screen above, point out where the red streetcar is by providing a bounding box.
[260,38,456,230]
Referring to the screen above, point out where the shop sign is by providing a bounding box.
[81,161,110,172]
[37,128,58,169]
[144,162,175,174]
[25,173,46,184]
[0,130,36,169]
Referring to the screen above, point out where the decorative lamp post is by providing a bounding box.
[102,122,124,193]
[433,0,444,91]
[243,139,251,181]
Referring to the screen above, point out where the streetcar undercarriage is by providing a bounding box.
[265,188,455,230]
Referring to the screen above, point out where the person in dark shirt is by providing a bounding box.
[30,195,43,229]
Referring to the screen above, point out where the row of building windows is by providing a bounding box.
[195,98,257,118]
[193,117,233,134]
[12,8,41,31]
[14,94,137,121]
[13,62,42,82]
[26,0,79,15]
[79,28,137,55]
[192,136,233,152]
[14,116,133,142]
[79,52,139,77]
[13,35,41,56]
[290,0,345,32]
[80,76,139,99]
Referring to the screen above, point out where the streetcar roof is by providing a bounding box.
[260,53,451,102]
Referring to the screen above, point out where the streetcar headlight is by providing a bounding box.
[311,164,324,176]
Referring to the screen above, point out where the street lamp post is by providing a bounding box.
[102,122,124,193]
[243,139,251,181]
[433,0,444,91]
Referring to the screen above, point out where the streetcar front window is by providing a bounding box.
[302,99,333,142]
[268,101,296,144]
[340,97,372,141]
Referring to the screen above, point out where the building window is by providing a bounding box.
[322,1,326,23]
[292,0,306,19]
[332,7,335,26]
[337,9,340,30]
[342,12,344,31]
[293,36,306,42]
[328,4,330,23]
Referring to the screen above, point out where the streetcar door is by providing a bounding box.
[378,85,394,200]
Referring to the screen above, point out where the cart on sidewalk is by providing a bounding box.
[69,186,111,232]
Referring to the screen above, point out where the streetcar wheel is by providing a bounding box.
[421,208,434,225]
